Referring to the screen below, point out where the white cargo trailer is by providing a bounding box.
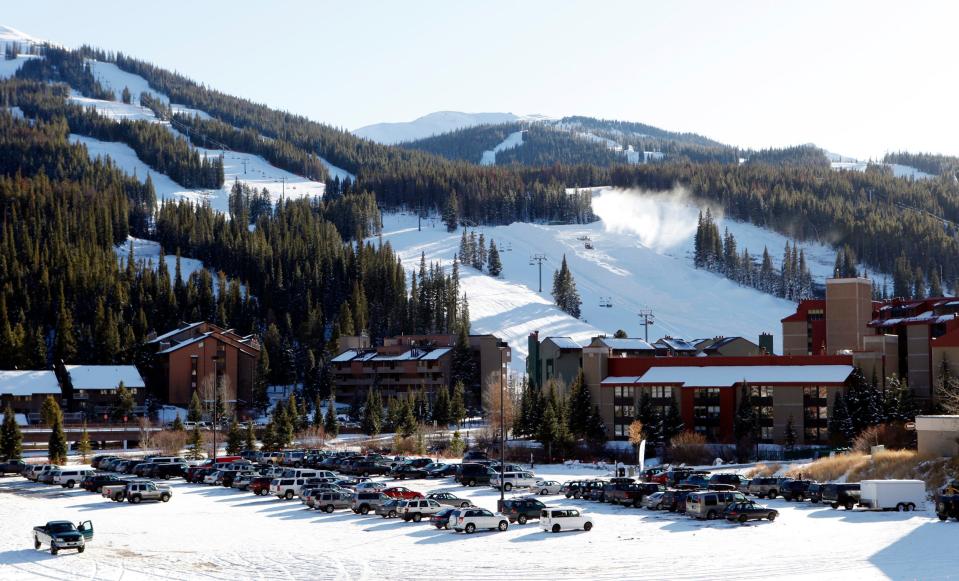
[858,479,926,511]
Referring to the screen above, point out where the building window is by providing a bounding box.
[614,405,635,419]
[803,386,828,443]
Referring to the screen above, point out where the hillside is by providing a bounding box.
[374,187,842,372]
[353,111,549,144]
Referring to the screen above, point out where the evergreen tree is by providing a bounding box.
[449,430,466,457]
[45,396,67,464]
[551,255,582,318]
[844,367,883,434]
[253,348,270,412]
[443,191,459,232]
[487,240,502,276]
[449,381,467,427]
[324,394,339,438]
[245,420,257,450]
[225,418,243,455]
[112,382,135,421]
[261,421,277,452]
[432,384,451,426]
[784,415,797,450]
[733,385,758,461]
[634,390,662,443]
[121,86,132,104]
[1,403,23,459]
[187,425,204,459]
[361,387,382,436]
[585,406,607,445]
[53,288,77,363]
[882,375,917,422]
[77,422,92,462]
[171,415,184,432]
[450,326,476,390]
[829,392,855,445]
[662,399,684,443]
[538,387,562,461]
[566,369,591,439]
[930,268,943,297]
[913,266,926,299]
[399,397,417,438]
[188,391,203,423]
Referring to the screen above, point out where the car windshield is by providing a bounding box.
[48,523,76,533]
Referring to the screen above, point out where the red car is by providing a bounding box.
[249,477,273,496]
[382,486,423,500]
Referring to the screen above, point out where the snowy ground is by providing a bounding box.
[480,130,524,165]
[0,464,953,580]
[831,161,934,180]
[375,188,840,371]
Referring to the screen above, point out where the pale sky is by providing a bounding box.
[6,0,957,159]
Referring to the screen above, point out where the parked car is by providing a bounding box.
[607,483,665,507]
[51,469,93,488]
[651,468,695,487]
[644,491,667,510]
[936,493,959,521]
[562,480,603,499]
[709,473,750,491]
[748,477,789,499]
[430,507,457,529]
[661,489,694,513]
[533,480,563,495]
[426,492,471,508]
[456,463,496,487]
[81,473,125,493]
[153,463,187,480]
[270,477,309,500]
[491,471,538,492]
[382,486,423,500]
[858,479,926,511]
[540,507,593,533]
[392,465,430,480]
[249,476,273,496]
[462,450,489,462]
[781,479,815,501]
[0,459,26,475]
[451,508,509,534]
[352,492,390,515]
[314,491,352,513]
[808,482,824,504]
[724,501,778,523]
[686,490,748,520]
[351,461,391,477]
[502,497,547,524]
[90,455,115,469]
[355,481,387,492]
[823,483,861,510]
[38,469,61,484]
[33,520,93,555]
[102,481,172,503]
[679,473,711,489]
[399,498,444,522]
[375,499,402,518]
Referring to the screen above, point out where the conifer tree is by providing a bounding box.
[45,396,67,464]
[733,384,758,461]
[662,399,684,443]
[53,287,77,363]
[113,382,135,421]
[586,406,607,445]
[362,387,382,436]
[566,369,592,439]
[245,420,257,450]
[1,403,22,459]
[399,397,417,438]
[449,429,466,457]
[487,240,502,276]
[538,387,562,461]
[784,415,797,450]
[226,418,243,455]
[261,420,277,452]
[324,394,339,438]
[77,422,92,462]
[432,384,451,426]
[449,381,467,427]
[188,391,203,423]
[443,192,459,232]
[253,348,270,412]
[171,415,184,432]
[551,255,582,318]
[188,425,204,459]
[829,392,855,445]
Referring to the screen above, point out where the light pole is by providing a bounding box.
[529,254,547,292]
[499,375,505,511]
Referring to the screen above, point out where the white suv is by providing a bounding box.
[270,477,309,500]
[399,499,444,522]
[451,508,509,534]
[52,469,93,488]
[491,471,538,491]
[540,507,593,533]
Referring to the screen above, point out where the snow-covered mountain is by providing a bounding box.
[353,111,549,144]
[373,188,841,373]
[0,24,44,47]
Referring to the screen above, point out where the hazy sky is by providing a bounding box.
[6,1,957,158]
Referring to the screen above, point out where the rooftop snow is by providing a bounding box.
[598,338,655,351]
[331,350,360,363]
[65,365,145,390]
[418,347,452,361]
[635,364,854,387]
[545,337,582,350]
[156,332,213,354]
[656,338,698,351]
[601,376,643,385]
[0,370,60,396]
[148,321,204,344]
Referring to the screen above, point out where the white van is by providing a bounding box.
[858,480,926,511]
[52,469,94,488]
[491,471,538,491]
[540,507,594,533]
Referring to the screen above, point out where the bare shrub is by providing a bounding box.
[746,463,781,478]
[852,423,915,453]
[668,431,712,465]
[297,427,327,448]
[152,430,189,456]
[785,453,867,481]
[847,450,932,482]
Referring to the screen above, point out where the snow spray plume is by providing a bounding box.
[591,187,718,252]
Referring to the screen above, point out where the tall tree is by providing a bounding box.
[361,387,382,436]
[324,394,339,438]
[449,381,467,427]
[45,396,67,464]
[0,403,23,459]
[226,418,243,455]
[188,391,203,423]
[566,369,592,439]
[487,239,502,276]
[551,255,582,318]
[77,422,92,462]
[443,191,459,232]
[432,384,451,427]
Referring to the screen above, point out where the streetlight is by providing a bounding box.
[499,374,505,511]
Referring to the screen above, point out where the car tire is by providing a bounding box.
[633,499,642,509]
[460,502,470,508]
[830,503,838,509]
[844,501,854,511]
[325,505,335,513]
[388,510,397,518]
[504,483,512,492]
[285,491,294,500]
[78,545,85,553]
[518,514,527,525]
[738,514,748,524]
[468,480,476,487]
[161,493,170,502]
[541,489,548,495]
[444,523,450,530]
[363,472,370,478]
[34,537,40,550]
[784,495,792,502]
[897,503,905,512]
[583,521,593,531]
[67,481,75,489]
[360,505,370,515]
[51,547,58,556]
[768,513,776,521]
[551,524,561,533]
[707,510,717,520]
[907,503,916,511]
[465,523,476,534]
[413,513,422,522]
[131,495,142,504]
[498,520,508,531]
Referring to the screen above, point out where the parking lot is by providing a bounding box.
[0,462,956,580]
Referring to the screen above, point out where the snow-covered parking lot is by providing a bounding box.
[0,464,955,580]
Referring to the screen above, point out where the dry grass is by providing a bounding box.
[785,452,868,481]
[785,450,948,488]
[746,463,781,478]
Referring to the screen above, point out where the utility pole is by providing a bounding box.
[280,176,287,198]
[638,307,655,342]
[499,373,505,511]
[241,159,248,175]
[529,254,547,292]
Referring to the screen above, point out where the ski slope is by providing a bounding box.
[480,130,524,165]
[375,188,837,373]
[354,111,549,144]
[831,161,934,180]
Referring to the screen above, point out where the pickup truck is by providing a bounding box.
[606,483,665,507]
[33,520,93,554]
[0,459,25,475]
[102,481,172,503]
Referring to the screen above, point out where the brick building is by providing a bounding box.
[61,365,147,420]
[331,334,510,411]
[783,277,959,406]
[0,370,61,421]
[146,322,261,412]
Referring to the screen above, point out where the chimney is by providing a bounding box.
[759,333,774,355]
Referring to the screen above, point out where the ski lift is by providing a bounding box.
[505,242,513,252]
[585,240,594,250]
[599,296,613,308]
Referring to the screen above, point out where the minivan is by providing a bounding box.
[685,490,747,520]
[491,471,538,491]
